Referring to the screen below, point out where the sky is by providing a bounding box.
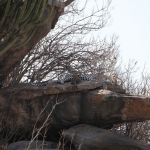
[81,0,150,74]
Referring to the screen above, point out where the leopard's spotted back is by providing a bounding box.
[79,75,98,82]
[56,74,98,83]
[31,74,99,86]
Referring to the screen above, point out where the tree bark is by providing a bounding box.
[0,2,68,85]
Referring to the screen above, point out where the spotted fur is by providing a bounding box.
[31,74,99,86]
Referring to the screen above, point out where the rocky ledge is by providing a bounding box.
[0,81,150,149]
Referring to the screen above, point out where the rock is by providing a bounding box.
[44,80,126,94]
[1,80,125,100]
[44,81,105,94]
[8,140,75,150]
[1,82,150,149]
[0,85,150,134]
[63,124,150,150]
[18,149,54,150]
[80,89,150,127]
[8,141,57,150]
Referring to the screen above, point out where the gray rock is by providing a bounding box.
[17,148,56,150]
[63,124,150,150]
[1,86,150,134]
[8,141,57,150]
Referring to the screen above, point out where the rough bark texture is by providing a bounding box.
[0,5,63,85]
[63,124,150,150]
[0,82,149,133]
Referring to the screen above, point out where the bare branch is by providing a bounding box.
[64,0,75,7]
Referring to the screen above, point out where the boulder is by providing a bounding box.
[0,82,150,133]
[8,140,75,150]
[8,141,57,150]
[63,124,150,150]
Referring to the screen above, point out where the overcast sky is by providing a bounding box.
[81,0,150,74]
